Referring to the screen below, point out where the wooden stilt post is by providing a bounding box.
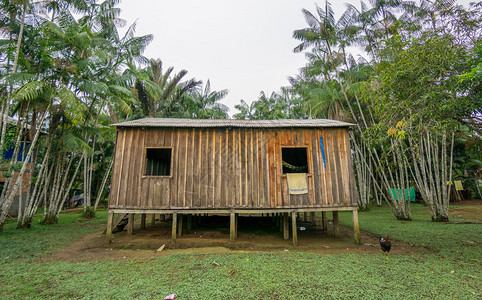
[310,212,316,224]
[140,214,146,230]
[279,213,283,233]
[177,214,183,237]
[333,211,340,237]
[106,210,114,243]
[235,213,238,238]
[322,212,327,231]
[230,212,236,241]
[160,214,166,222]
[127,213,134,235]
[187,214,192,232]
[352,208,361,244]
[283,213,289,240]
[303,212,308,222]
[172,213,177,242]
[151,213,155,225]
[291,211,298,246]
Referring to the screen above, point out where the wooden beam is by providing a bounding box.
[279,214,283,233]
[235,213,238,238]
[352,209,361,244]
[106,210,114,243]
[333,211,340,237]
[140,214,146,230]
[127,213,134,235]
[283,213,289,240]
[303,212,308,222]
[310,212,316,224]
[150,213,155,225]
[322,211,327,231]
[172,213,177,242]
[291,211,298,246]
[187,214,192,232]
[177,214,183,237]
[108,206,358,215]
[230,212,236,241]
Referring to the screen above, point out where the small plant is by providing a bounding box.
[82,207,96,219]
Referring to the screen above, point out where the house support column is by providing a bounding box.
[187,214,192,232]
[171,213,177,242]
[352,208,361,244]
[140,214,146,230]
[127,214,134,235]
[283,213,289,240]
[332,211,340,237]
[291,211,298,246]
[235,213,238,238]
[150,213,155,225]
[322,212,327,231]
[230,212,236,241]
[106,210,114,243]
[177,214,183,237]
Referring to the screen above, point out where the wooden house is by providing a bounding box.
[107,118,360,245]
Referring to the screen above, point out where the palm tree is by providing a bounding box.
[133,58,201,118]
[181,80,229,119]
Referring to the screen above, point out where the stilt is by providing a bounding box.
[150,213,155,225]
[127,213,134,235]
[106,210,114,243]
[322,212,327,231]
[172,213,177,242]
[333,211,340,237]
[160,214,166,222]
[177,214,183,237]
[140,214,146,230]
[283,213,289,240]
[187,214,192,232]
[279,214,283,233]
[235,213,238,238]
[291,211,298,246]
[303,212,308,222]
[310,212,316,224]
[230,212,236,241]
[352,209,361,244]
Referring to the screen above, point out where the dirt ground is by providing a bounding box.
[42,201,480,263]
[448,200,482,221]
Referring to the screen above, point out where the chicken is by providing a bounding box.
[379,234,391,253]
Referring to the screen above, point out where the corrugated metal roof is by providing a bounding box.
[114,118,355,128]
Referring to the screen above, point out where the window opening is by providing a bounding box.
[145,148,172,176]
[282,147,308,173]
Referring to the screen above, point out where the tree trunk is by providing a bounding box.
[0,105,49,231]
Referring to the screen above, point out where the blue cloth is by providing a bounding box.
[320,136,326,168]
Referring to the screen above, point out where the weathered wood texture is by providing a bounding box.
[109,127,356,209]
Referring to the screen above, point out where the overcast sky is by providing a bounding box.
[116,0,469,117]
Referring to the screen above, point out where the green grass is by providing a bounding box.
[0,205,481,299]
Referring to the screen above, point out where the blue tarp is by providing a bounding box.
[3,142,32,162]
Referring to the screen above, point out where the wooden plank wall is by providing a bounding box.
[109,127,357,209]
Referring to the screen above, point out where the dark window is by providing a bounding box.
[282,147,308,173]
[145,148,172,176]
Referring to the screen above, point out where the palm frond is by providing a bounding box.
[14,81,48,102]
[2,72,36,87]
[61,130,91,153]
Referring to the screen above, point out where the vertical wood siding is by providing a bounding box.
[109,127,357,209]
